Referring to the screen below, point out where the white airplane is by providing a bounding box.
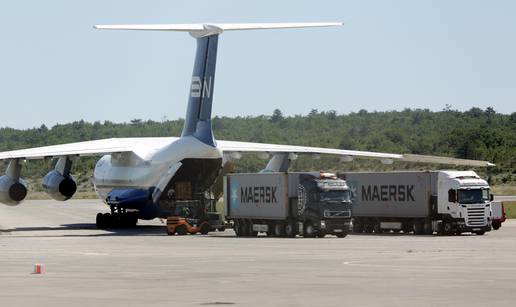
[0,22,493,228]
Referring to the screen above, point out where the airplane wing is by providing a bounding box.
[216,140,495,167]
[0,137,177,160]
[216,140,401,160]
[0,137,494,167]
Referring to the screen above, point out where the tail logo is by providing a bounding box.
[190,76,213,98]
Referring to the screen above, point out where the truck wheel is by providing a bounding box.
[423,221,433,235]
[304,222,316,238]
[364,221,374,234]
[443,222,453,235]
[317,232,326,238]
[336,232,348,238]
[492,222,501,230]
[373,222,383,234]
[413,220,424,235]
[233,220,241,237]
[274,223,285,237]
[353,220,364,233]
[475,231,485,236]
[241,220,251,237]
[402,223,412,234]
[176,225,187,235]
[285,222,296,238]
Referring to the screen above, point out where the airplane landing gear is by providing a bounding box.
[96,208,138,229]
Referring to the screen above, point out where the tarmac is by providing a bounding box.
[1,199,516,307]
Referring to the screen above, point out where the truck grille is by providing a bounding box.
[466,206,487,227]
[323,210,351,219]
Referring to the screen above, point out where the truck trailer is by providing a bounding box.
[340,171,492,235]
[224,172,353,238]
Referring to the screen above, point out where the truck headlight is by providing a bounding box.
[320,221,326,229]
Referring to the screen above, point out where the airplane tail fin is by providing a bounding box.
[95,22,343,146]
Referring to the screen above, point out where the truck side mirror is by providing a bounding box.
[448,189,457,203]
[490,194,494,202]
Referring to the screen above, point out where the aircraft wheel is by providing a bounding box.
[96,213,105,229]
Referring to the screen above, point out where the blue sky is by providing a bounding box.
[0,0,514,129]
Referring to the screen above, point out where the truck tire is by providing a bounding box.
[475,231,485,236]
[353,219,364,233]
[248,221,258,237]
[234,220,242,237]
[304,222,316,238]
[423,220,433,235]
[443,221,453,235]
[492,222,501,230]
[363,221,374,233]
[373,222,383,234]
[336,232,348,238]
[241,220,251,237]
[285,222,296,238]
[402,222,412,234]
[273,223,285,237]
[317,232,326,238]
[413,220,424,235]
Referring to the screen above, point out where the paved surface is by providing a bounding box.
[1,200,516,307]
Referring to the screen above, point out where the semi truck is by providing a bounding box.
[340,171,492,235]
[223,172,353,238]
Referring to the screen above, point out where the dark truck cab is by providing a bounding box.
[224,172,352,238]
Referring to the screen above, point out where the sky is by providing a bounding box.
[0,0,515,129]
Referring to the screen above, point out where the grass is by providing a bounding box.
[503,201,516,219]
[492,185,516,196]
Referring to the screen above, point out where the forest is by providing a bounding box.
[0,107,515,196]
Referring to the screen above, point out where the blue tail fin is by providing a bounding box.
[181,35,219,146]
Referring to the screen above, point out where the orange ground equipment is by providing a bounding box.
[166,216,210,235]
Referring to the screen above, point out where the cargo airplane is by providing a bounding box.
[0,22,494,228]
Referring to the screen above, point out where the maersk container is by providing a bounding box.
[224,172,352,238]
[340,171,492,235]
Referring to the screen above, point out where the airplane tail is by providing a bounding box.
[95,22,343,146]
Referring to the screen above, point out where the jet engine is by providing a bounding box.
[42,170,77,201]
[0,175,28,206]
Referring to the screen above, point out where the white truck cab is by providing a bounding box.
[438,171,492,233]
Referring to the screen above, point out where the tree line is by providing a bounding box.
[1,107,514,185]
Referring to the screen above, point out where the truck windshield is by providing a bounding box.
[458,189,489,204]
[320,190,351,203]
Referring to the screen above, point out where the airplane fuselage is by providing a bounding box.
[92,136,223,218]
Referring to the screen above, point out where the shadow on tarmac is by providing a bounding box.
[0,223,167,237]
